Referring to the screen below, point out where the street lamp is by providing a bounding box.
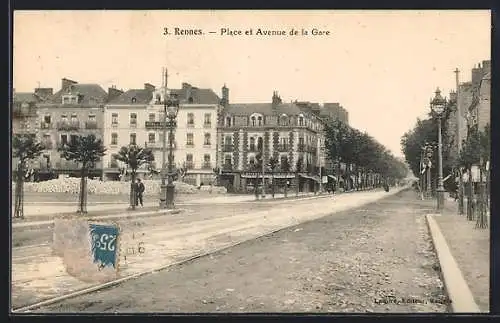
[430,87,447,211]
[159,93,179,209]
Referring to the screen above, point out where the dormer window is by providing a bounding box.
[279,114,289,126]
[188,97,194,103]
[131,97,137,103]
[258,116,263,126]
[298,115,304,126]
[251,116,256,126]
[226,116,232,127]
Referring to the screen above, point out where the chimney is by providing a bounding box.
[107,86,124,102]
[144,83,155,92]
[221,84,229,105]
[471,63,484,87]
[482,60,491,74]
[272,91,282,107]
[449,90,457,103]
[34,88,54,99]
[182,82,192,101]
[61,78,77,91]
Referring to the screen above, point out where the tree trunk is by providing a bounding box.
[284,178,288,198]
[78,166,88,214]
[466,167,474,221]
[14,162,25,219]
[458,168,465,215]
[130,171,137,210]
[296,173,299,197]
[271,172,275,198]
[476,164,488,229]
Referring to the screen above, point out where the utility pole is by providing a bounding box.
[159,67,168,208]
[455,68,465,214]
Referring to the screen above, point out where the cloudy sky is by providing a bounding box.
[13,10,490,157]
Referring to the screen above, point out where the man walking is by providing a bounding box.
[136,178,145,207]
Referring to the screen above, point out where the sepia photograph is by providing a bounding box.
[11,10,490,314]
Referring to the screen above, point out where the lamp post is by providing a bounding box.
[159,92,179,209]
[430,87,447,211]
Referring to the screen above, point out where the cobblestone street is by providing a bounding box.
[32,189,448,313]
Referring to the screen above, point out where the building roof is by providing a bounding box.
[108,89,153,105]
[223,102,315,117]
[48,84,108,104]
[171,87,221,105]
[13,92,39,103]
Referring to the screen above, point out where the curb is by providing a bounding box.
[13,187,406,313]
[425,214,480,313]
[13,209,185,230]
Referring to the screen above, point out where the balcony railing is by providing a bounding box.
[297,143,306,152]
[145,141,177,150]
[145,121,177,130]
[203,122,212,128]
[57,121,80,130]
[202,163,212,170]
[187,122,195,128]
[222,163,233,171]
[277,144,289,152]
[222,144,234,152]
[185,162,194,170]
[248,145,258,152]
[85,121,98,129]
[40,122,52,129]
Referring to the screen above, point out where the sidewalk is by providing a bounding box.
[12,187,406,311]
[12,191,327,227]
[431,201,490,312]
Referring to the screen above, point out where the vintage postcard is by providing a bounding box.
[11,10,490,313]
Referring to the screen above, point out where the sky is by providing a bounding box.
[13,10,491,157]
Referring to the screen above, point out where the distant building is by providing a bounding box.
[217,89,325,193]
[103,81,220,185]
[35,78,108,179]
[321,102,349,125]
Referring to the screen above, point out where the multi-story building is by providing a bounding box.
[35,78,109,179]
[217,89,325,193]
[12,89,49,137]
[445,60,490,164]
[321,102,349,125]
[103,82,220,186]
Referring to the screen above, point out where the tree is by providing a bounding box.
[280,157,291,197]
[58,134,106,214]
[459,124,481,221]
[268,155,279,198]
[295,157,303,196]
[113,144,154,210]
[12,134,45,218]
[476,123,490,228]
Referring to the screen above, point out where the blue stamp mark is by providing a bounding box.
[89,223,119,270]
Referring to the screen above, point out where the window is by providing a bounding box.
[299,137,305,146]
[148,133,156,144]
[61,114,68,122]
[224,154,232,166]
[62,96,69,104]
[168,132,175,143]
[204,154,210,163]
[226,116,232,127]
[149,113,155,122]
[187,113,194,126]
[204,133,211,146]
[224,135,232,146]
[186,154,194,169]
[257,137,263,151]
[70,135,78,144]
[186,133,194,146]
[61,134,68,145]
[130,133,136,145]
[44,115,51,124]
[112,113,118,125]
[280,137,289,150]
[88,114,96,122]
[111,133,118,145]
[249,137,256,151]
[251,116,256,126]
[258,116,263,126]
[249,156,255,166]
[130,113,137,125]
[204,113,211,127]
[71,114,78,122]
[280,115,289,126]
[298,116,304,126]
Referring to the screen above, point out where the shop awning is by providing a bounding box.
[300,174,321,183]
[327,175,337,181]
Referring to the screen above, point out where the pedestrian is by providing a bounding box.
[136,178,145,207]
